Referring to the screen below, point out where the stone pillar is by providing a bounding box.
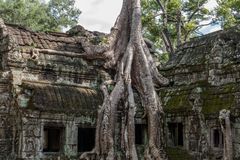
[64,121,78,158]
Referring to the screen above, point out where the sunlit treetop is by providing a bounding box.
[0,0,81,32]
[216,0,240,28]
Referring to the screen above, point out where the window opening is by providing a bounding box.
[168,123,184,146]
[43,127,63,152]
[78,128,95,152]
[212,129,223,148]
[135,124,146,145]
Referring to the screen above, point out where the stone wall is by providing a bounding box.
[233,118,240,158]
[1,19,240,159]
[0,19,15,160]
[18,111,96,159]
[0,20,105,159]
[160,26,240,160]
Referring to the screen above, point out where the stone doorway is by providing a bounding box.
[168,123,184,147]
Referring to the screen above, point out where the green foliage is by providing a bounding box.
[141,0,211,51]
[0,0,81,32]
[142,0,162,46]
[158,52,169,63]
[47,0,81,31]
[216,0,240,28]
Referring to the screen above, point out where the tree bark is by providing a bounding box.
[219,109,233,160]
[155,0,174,55]
[79,0,168,159]
[176,10,182,47]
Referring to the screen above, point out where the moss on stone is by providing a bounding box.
[166,94,191,111]
[222,83,237,93]
[201,84,235,114]
[202,94,234,114]
[161,89,192,113]
[166,147,193,160]
[161,82,237,115]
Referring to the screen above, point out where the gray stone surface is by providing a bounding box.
[160,26,240,159]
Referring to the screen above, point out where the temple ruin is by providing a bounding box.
[0,18,240,159]
[160,26,240,160]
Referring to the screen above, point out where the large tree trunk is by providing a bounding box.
[79,0,169,159]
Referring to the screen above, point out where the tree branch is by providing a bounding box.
[155,0,174,55]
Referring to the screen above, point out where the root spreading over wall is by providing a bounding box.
[79,0,168,159]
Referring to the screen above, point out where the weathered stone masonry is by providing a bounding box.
[0,19,105,159]
[160,26,240,160]
[1,17,240,160]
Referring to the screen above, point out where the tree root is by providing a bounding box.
[79,0,168,159]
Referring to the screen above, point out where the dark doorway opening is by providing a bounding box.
[168,123,184,146]
[135,124,146,145]
[178,123,183,146]
[43,127,63,152]
[78,128,95,152]
[212,129,223,148]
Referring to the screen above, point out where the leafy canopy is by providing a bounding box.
[141,0,212,49]
[0,0,81,32]
[216,0,240,28]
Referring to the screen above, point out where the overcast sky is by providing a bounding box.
[200,0,221,33]
[75,0,220,34]
[76,0,122,33]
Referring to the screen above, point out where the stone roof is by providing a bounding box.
[164,27,240,68]
[160,26,240,117]
[5,23,84,53]
[20,82,102,115]
[0,21,106,115]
